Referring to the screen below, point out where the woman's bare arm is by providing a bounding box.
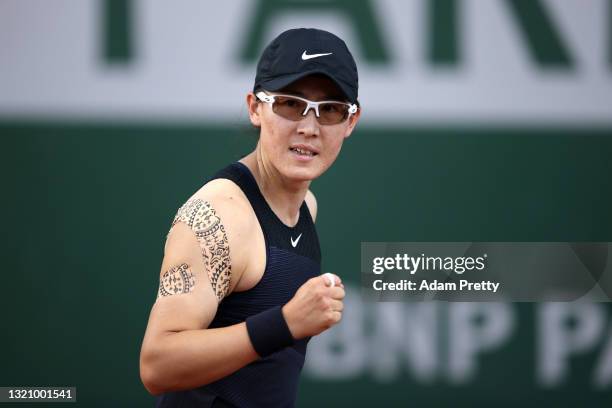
[139,186,258,395]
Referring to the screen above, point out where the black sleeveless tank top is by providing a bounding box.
[155,161,321,408]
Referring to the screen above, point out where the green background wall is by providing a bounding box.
[2,122,611,406]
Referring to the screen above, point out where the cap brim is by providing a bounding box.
[257,70,356,103]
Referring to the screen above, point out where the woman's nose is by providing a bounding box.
[297,109,320,137]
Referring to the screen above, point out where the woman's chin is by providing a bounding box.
[283,163,323,182]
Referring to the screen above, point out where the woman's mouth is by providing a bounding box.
[289,147,317,157]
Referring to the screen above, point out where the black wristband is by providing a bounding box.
[245,305,295,357]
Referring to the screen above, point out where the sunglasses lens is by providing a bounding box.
[267,95,351,125]
[318,103,349,125]
[271,96,308,121]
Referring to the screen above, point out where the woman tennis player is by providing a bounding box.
[139,28,361,408]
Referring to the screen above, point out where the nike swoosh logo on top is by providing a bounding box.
[291,233,303,248]
[301,51,333,60]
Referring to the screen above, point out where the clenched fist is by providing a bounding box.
[282,274,345,340]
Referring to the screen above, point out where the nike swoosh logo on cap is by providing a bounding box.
[290,233,303,248]
[301,51,333,60]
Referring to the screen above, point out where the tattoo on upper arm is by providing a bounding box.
[170,198,231,302]
[158,263,196,298]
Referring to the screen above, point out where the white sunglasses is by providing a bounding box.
[256,91,358,125]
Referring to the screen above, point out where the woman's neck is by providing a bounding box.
[240,151,310,227]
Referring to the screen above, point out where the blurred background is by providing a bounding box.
[1,0,612,406]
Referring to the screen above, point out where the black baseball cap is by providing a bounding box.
[253,28,359,103]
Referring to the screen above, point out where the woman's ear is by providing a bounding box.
[247,93,261,127]
[343,107,361,139]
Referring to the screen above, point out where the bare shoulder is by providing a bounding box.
[170,178,257,296]
[193,178,254,217]
[304,189,318,222]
